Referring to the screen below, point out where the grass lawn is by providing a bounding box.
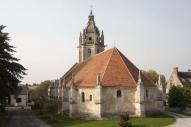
[0,112,7,127]
[35,112,175,127]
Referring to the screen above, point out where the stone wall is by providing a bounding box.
[10,95,27,106]
[144,87,164,115]
[73,88,98,118]
[101,87,137,116]
[63,86,163,118]
[166,69,183,93]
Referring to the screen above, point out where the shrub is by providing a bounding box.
[119,121,132,127]
[168,86,191,110]
[119,112,132,127]
[119,112,130,121]
[47,116,58,124]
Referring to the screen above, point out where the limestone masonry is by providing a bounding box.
[48,10,164,119]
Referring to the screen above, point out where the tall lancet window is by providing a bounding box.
[81,92,85,102]
[88,48,91,55]
[117,90,122,98]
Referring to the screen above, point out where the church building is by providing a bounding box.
[58,11,164,118]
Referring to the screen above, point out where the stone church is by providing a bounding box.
[58,11,164,118]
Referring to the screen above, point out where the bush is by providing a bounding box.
[168,86,191,110]
[119,121,132,127]
[47,116,58,124]
[119,112,130,121]
[119,112,132,127]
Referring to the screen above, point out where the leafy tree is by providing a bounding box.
[29,80,50,109]
[0,25,26,109]
[29,80,60,114]
[168,86,191,110]
[143,70,166,84]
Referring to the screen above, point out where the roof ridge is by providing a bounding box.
[115,48,137,85]
[100,48,115,83]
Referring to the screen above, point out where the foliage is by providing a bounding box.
[29,80,50,107]
[143,70,166,84]
[29,80,50,108]
[0,25,26,110]
[168,86,191,110]
[29,80,60,114]
[119,112,132,127]
[119,112,130,121]
[0,112,7,127]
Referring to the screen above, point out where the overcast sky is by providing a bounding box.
[1,0,191,84]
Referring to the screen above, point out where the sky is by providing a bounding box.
[0,0,191,84]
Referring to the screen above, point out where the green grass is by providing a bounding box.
[35,111,175,127]
[0,112,7,127]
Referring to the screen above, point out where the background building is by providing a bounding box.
[166,67,191,93]
[10,85,28,107]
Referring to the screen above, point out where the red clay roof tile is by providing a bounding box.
[65,48,155,87]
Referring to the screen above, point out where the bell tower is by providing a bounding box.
[79,10,105,63]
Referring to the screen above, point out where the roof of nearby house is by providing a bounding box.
[178,72,191,86]
[63,48,155,88]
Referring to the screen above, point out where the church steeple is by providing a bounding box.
[79,10,105,63]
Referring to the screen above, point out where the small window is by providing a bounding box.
[90,95,92,101]
[146,89,149,98]
[16,98,22,103]
[81,92,85,102]
[89,37,92,41]
[88,48,91,54]
[117,90,122,98]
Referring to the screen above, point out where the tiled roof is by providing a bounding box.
[178,72,191,86]
[64,48,155,88]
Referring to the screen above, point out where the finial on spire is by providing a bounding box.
[158,74,161,86]
[138,70,142,83]
[96,73,101,86]
[89,5,93,16]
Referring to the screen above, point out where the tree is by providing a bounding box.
[29,80,50,109]
[168,86,191,110]
[143,70,166,84]
[0,25,26,109]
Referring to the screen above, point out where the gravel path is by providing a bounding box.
[166,111,191,127]
[5,109,51,127]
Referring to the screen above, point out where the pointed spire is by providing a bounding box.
[158,74,162,86]
[88,9,94,21]
[101,30,104,35]
[71,73,75,85]
[90,9,93,15]
[96,73,101,86]
[138,70,142,83]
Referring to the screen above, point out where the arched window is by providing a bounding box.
[88,48,91,54]
[90,95,92,101]
[89,37,92,41]
[81,92,85,102]
[117,90,122,98]
[146,89,149,98]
